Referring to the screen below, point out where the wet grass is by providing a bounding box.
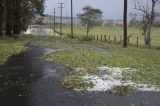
[0,35,33,64]
[34,36,160,93]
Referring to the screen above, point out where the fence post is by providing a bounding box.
[114,36,116,44]
[137,37,138,47]
[92,35,94,40]
[108,36,110,42]
[97,35,98,41]
[101,35,103,41]
[120,36,122,44]
[104,35,106,41]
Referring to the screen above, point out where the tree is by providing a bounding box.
[5,0,45,36]
[6,0,13,36]
[123,0,128,47]
[0,0,5,36]
[13,0,21,34]
[134,0,159,47]
[78,6,103,36]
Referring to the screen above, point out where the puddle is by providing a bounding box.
[44,48,70,55]
[42,67,57,78]
[44,48,55,54]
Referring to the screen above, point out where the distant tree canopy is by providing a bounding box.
[0,0,45,37]
[77,6,103,36]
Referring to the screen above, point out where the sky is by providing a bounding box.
[44,0,146,20]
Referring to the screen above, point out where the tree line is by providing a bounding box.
[0,0,45,37]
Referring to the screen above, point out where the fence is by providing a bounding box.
[54,30,153,48]
[78,35,140,47]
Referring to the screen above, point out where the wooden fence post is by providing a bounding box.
[114,36,116,44]
[137,37,138,47]
[108,36,110,42]
[101,35,103,41]
[120,36,122,44]
[92,35,95,40]
[104,35,106,41]
[128,37,130,44]
[97,35,98,41]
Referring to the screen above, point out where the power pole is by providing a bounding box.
[53,8,56,35]
[71,0,73,38]
[123,0,128,47]
[58,3,64,37]
[50,16,52,33]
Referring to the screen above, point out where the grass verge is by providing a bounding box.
[0,35,33,64]
[36,36,160,93]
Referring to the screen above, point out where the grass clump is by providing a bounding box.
[111,85,135,96]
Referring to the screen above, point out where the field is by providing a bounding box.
[56,26,160,48]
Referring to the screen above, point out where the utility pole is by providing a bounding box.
[53,8,56,35]
[50,16,52,33]
[71,0,74,38]
[123,0,128,47]
[58,3,64,37]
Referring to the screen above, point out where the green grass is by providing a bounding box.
[0,35,33,64]
[36,36,160,92]
[57,26,160,47]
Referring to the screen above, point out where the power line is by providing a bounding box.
[58,3,64,37]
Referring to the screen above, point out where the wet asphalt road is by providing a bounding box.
[0,30,160,106]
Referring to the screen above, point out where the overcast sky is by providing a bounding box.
[44,0,147,20]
